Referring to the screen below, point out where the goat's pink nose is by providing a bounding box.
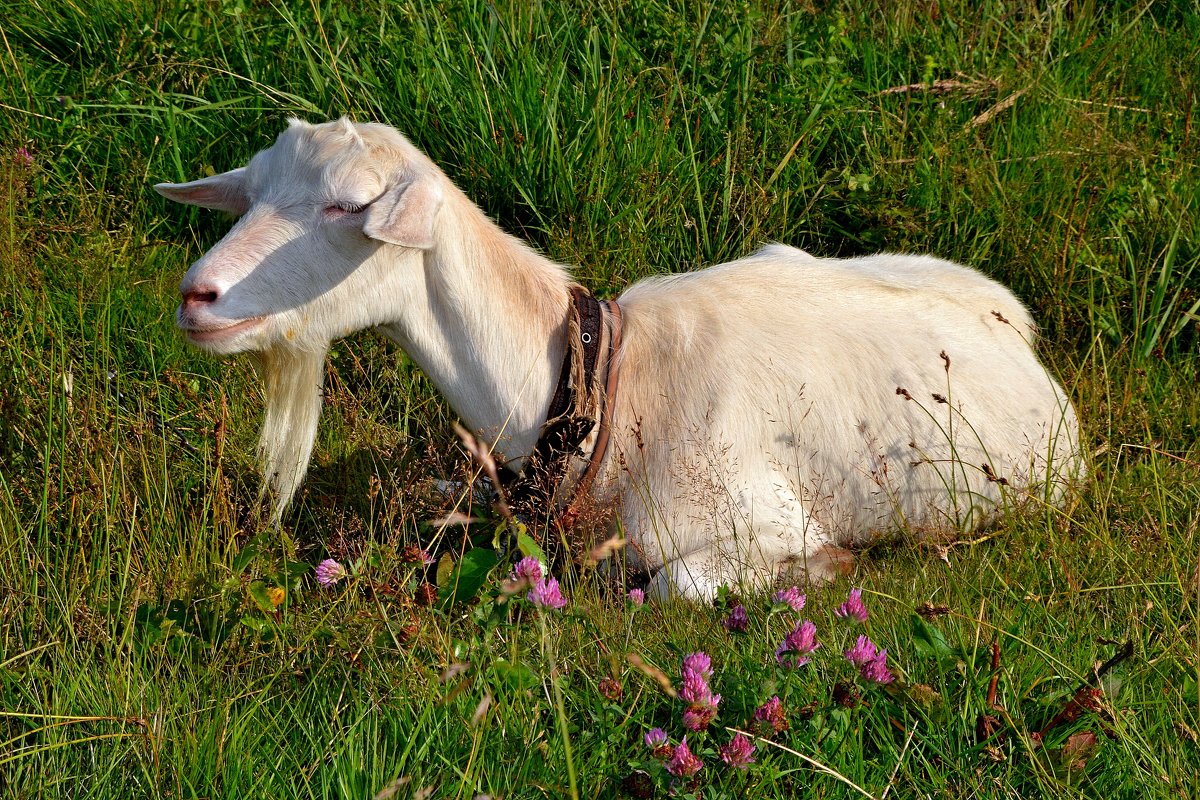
[181,286,220,307]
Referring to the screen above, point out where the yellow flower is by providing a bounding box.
[267,587,286,608]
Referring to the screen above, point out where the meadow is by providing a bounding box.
[1,0,1198,797]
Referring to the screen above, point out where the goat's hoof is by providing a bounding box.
[814,544,856,577]
[778,545,856,584]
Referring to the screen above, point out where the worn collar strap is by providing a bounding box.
[504,286,622,525]
[546,287,605,423]
[561,296,623,526]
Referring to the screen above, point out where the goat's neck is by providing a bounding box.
[378,191,572,465]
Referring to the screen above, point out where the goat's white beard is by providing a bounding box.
[253,346,327,523]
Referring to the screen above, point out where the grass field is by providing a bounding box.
[2,1,1199,797]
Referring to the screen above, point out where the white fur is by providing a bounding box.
[157,118,1083,599]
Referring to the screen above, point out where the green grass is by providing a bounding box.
[2,0,1199,797]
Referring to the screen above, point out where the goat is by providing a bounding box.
[156,117,1083,600]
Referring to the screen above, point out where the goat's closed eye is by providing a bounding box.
[326,201,366,215]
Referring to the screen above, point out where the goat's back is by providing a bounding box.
[612,245,1079,544]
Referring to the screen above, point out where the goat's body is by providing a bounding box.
[157,119,1082,600]
[608,247,1078,595]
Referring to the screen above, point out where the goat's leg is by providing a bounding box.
[646,517,823,601]
[646,537,855,600]
[779,543,856,583]
[632,465,850,599]
[646,547,776,601]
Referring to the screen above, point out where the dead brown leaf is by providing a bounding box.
[1060,730,1099,773]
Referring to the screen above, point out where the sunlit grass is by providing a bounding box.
[1,1,1198,797]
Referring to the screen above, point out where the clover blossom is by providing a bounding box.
[719,733,756,770]
[665,737,703,777]
[682,652,712,680]
[835,587,869,623]
[627,588,646,606]
[722,604,749,632]
[845,634,895,683]
[511,556,543,585]
[860,648,895,684]
[771,585,806,612]
[682,704,718,731]
[679,651,720,731]
[644,728,669,749]
[315,558,347,587]
[775,619,820,667]
[527,576,567,609]
[752,695,788,736]
[680,671,714,705]
[400,545,435,566]
[644,727,673,760]
[845,634,880,667]
[599,677,623,701]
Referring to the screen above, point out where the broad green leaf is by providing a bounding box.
[248,581,275,614]
[232,536,265,574]
[436,552,456,587]
[438,548,499,607]
[515,524,548,565]
[490,659,538,691]
[911,614,957,664]
[280,560,311,582]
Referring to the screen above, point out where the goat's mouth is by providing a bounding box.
[179,316,266,345]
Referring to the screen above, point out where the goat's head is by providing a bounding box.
[155,117,444,355]
[157,118,445,516]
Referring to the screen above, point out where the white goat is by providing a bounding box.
[156,118,1082,600]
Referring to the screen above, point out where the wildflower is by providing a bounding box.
[682,703,718,731]
[775,619,820,667]
[748,695,787,734]
[680,670,714,705]
[620,771,654,799]
[679,651,720,731]
[720,733,756,770]
[665,737,703,778]
[15,147,33,167]
[627,588,646,606]
[511,556,543,585]
[833,680,861,708]
[414,582,438,606]
[315,558,347,587]
[599,677,623,701]
[835,587,869,623]
[772,585,806,612]
[644,728,669,750]
[844,634,880,667]
[395,620,420,644]
[722,604,749,632]
[845,634,894,683]
[266,586,285,608]
[860,649,896,684]
[400,544,435,565]
[682,652,713,680]
[752,695,788,736]
[527,576,567,609]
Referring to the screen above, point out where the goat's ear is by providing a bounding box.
[362,176,443,249]
[154,168,250,215]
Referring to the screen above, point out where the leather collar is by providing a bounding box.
[502,287,622,526]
